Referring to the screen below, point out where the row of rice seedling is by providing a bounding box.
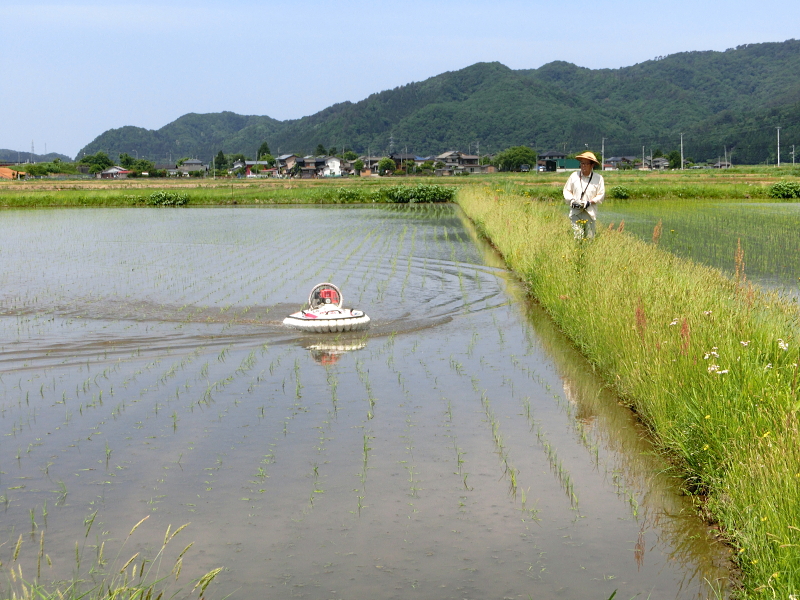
[1,202,736,598]
[602,198,800,292]
[457,184,800,597]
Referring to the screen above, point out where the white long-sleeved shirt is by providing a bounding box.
[563,170,605,220]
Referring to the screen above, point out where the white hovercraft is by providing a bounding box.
[283,283,370,333]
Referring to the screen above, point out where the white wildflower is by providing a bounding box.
[717,369,729,374]
[708,364,720,373]
[703,310,713,316]
[669,319,678,326]
[765,363,773,370]
[778,339,789,351]
[740,340,750,347]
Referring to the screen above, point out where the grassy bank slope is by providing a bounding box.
[457,185,800,597]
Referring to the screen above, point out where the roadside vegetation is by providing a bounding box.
[456,183,800,598]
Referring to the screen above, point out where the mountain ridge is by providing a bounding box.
[77,39,800,164]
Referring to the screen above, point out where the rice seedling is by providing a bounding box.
[0,197,740,599]
[458,183,800,594]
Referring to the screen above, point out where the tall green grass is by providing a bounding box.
[457,185,800,598]
[2,517,222,600]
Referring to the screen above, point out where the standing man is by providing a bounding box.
[563,151,605,239]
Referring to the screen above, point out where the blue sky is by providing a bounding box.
[3,0,798,158]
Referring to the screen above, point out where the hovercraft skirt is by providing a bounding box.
[283,313,370,333]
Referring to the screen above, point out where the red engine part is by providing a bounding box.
[319,289,339,303]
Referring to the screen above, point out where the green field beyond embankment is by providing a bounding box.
[456,185,800,598]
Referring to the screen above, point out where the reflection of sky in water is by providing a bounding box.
[602,200,800,298]
[0,207,730,599]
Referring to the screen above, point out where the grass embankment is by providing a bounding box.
[0,178,463,207]
[1,167,797,207]
[457,185,800,597]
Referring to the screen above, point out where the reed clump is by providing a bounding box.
[1,516,222,600]
[457,186,800,598]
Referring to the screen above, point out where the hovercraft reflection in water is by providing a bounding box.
[306,339,368,365]
[283,283,370,333]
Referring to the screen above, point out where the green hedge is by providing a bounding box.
[148,191,189,206]
[768,180,800,199]
[326,184,456,204]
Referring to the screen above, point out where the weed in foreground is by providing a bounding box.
[2,516,223,600]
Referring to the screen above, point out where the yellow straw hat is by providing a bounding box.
[575,151,600,166]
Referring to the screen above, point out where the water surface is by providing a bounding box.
[0,206,731,599]
[602,199,800,295]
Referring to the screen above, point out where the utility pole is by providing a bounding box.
[777,127,781,166]
[724,146,727,168]
[680,133,684,170]
[601,137,605,170]
[792,144,796,166]
[642,146,645,170]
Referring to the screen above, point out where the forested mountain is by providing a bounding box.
[0,149,71,163]
[77,39,800,164]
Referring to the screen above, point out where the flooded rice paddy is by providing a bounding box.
[603,200,800,295]
[1,206,731,599]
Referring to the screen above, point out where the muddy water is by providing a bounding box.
[0,206,731,599]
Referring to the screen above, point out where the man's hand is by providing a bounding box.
[571,199,589,210]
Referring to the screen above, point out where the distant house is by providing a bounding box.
[155,163,181,176]
[358,156,382,170]
[388,153,418,171]
[276,154,299,175]
[322,157,343,177]
[538,150,570,172]
[434,151,491,175]
[539,151,566,160]
[295,155,328,178]
[242,161,275,177]
[178,159,207,175]
[645,157,670,170]
[436,151,460,162]
[98,166,131,179]
[606,156,638,170]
